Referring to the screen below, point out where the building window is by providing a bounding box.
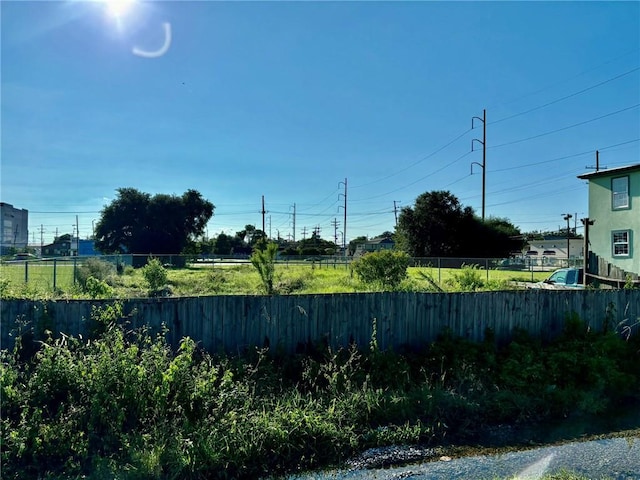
[612,176,629,210]
[612,230,630,256]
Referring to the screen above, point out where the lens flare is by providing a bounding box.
[103,0,135,19]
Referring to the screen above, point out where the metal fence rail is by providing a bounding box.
[1,254,581,292]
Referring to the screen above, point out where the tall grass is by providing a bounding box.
[0,261,551,299]
[2,304,639,479]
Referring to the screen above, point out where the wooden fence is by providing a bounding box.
[2,290,639,355]
[588,251,640,287]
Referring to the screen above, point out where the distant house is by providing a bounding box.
[42,235,73,257]
[577,163,640,277]
[354,236,395,256]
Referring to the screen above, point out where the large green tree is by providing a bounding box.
[397,190,475,257]
[95,188,214,254]
[397,190,521,258]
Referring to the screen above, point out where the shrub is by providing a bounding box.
[76,258,115,290]
[250,242,279,294]
[142,258,168,295]
[352,250,409,290]
[85,276,114,299]
[450,264,485,291]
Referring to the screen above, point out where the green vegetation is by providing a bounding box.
[250,242,279,294]
[397,190,523,258]
[0,260,550,299]
[141,258,169,296]
[2,305,639,479]
[351,250,410,290]
[95,188,213,254]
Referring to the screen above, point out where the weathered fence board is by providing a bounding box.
[2,290,639,355]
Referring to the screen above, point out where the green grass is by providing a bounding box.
[0,260,551,299]
[0,262,76,297]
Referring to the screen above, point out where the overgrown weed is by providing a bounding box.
[2,308,639,479]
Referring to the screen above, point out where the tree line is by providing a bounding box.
[93,188,525,258]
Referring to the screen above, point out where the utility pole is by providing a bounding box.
[268,215,272,239]
[301,226,308,241]
[290,203,296,243]
[471,109,487,221]
[338,178,347,250]
[261,196,266,233]
[393,200,400,227]
[586,150,605,172]
[39,224,45,255]
[331,218,340,245]
[581,218,595,286]
[563,213,573,266]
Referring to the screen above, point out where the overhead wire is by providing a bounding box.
[351,128,472,189]
[489,104,640,150]
[486,47,640,111]
[352,150,473,202]
[489,66,639,125]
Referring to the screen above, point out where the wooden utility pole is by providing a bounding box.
[291,203,296,243]
[393,200,400,227]
[331,218,340,245]
[581,218,595,286]
[563,213,573,266]
[339,178,347,250]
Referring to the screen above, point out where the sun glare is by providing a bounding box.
[103,0,135,19]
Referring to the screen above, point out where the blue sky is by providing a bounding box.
[2,1,639,247]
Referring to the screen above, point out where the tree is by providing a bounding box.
[475,217,525,257]
[397,191,522,258]
[95,188,214,254]
[397,190,475,257]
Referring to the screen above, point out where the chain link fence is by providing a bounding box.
[1,253,584,292]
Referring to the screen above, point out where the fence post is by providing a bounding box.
[53,259,57,290]
[24,261,28,284]
[438,257,441,284]
[486,258,489,282]
[73,257,77,285]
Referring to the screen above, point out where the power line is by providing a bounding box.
[490,66,640,125]
[489,103,640,150]
[489,138,640,174]
[351,128,472,189]
[487,47,640,110]
[352,150,473,202]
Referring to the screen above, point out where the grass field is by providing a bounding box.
[0,259,551,299]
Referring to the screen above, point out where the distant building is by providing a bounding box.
[524,237,584,265]
[354,236,395,257]
[0,202,29,255]
[78,239,98,256]
[42,235,73,257]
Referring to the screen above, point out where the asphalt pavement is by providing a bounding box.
[288,436,640,480]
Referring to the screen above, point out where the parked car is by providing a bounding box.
[12,252,36,261]
[531,267,584,290]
